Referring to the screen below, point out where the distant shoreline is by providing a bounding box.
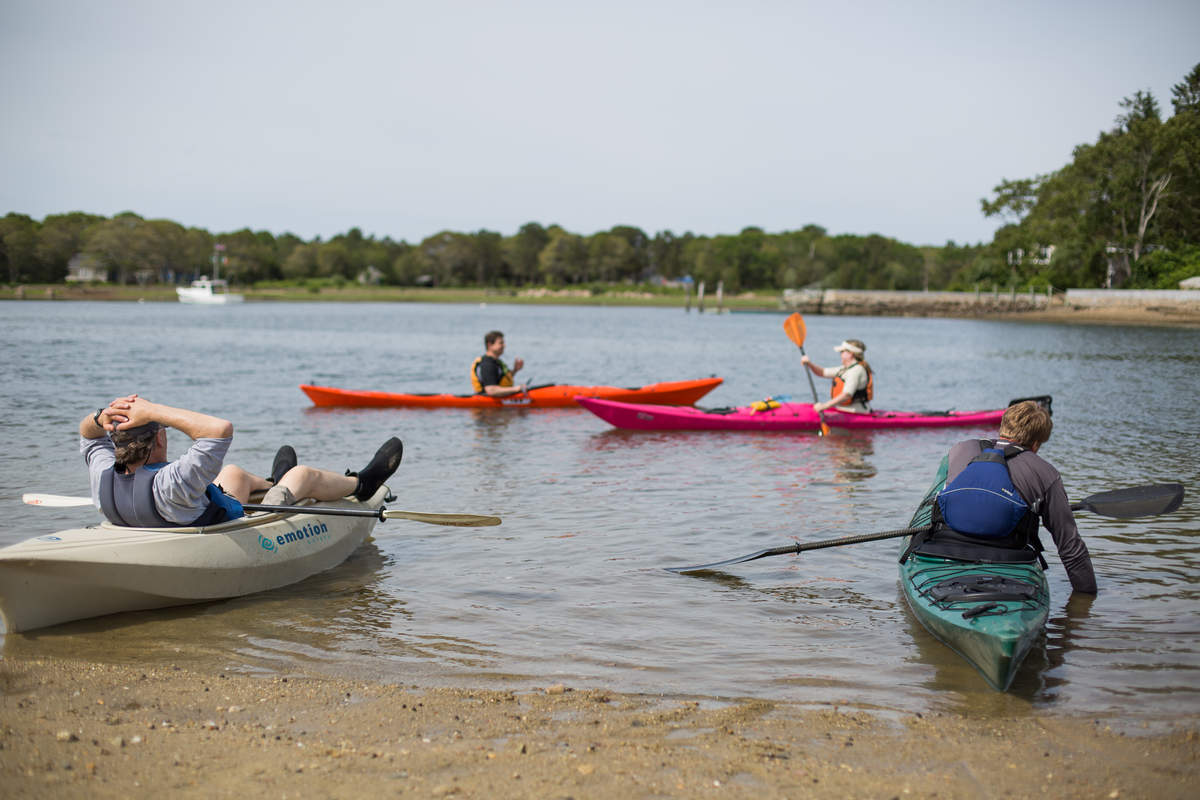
[4,284,1198,328]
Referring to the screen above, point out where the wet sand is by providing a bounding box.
[1,657,1194,798]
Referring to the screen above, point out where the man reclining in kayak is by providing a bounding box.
[80,395,403,528]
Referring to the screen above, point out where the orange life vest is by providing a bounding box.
[470,355,514,393]
[831,363,873,407]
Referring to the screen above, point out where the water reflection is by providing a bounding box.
[896,587,1043,715]
[826,431,877,485]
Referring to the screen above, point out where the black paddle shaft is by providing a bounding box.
[243,502,383,520]
[666,526,932,574]
[667,482,1185,575]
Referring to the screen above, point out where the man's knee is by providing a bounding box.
[216,464,251,483]
[280,464,319,487]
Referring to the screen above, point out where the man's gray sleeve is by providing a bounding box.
[153,437,232,524]
[80,436,116,510]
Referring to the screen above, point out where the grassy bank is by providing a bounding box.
[0,283,776,310]
[6,283,1199,327]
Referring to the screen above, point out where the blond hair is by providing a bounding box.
[999,401,1052,447]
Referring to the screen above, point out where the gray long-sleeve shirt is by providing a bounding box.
[947,439,1098,594]
[81,435,231,525]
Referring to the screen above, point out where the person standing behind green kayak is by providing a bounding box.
[800,338,873,413]
[81,395,403,527]
[917,401,1098,594]
[470,330,528,398]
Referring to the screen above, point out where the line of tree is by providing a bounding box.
[3,65,1196,293]
[0,212,963,294]
[980,62,1200,290]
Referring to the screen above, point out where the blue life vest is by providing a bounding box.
[99,462,243,528]
[934,441,1033,539]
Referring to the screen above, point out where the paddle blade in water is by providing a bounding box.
[783,313,807,348]
[1073,483,1184,518]
[381,510,502,527]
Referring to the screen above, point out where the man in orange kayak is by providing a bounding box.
[470,330,529,398]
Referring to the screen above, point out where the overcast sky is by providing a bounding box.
[2,1,1197,246]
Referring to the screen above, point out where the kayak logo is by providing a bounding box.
[273,521,329,548]
[36,535,63,542]
[258,534,276,552]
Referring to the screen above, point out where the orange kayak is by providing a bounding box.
[300,377,723,408]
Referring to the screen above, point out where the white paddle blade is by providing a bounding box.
[23,493,93,507]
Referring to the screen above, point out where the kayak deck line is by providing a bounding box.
[576,396,1036,432]
[301,377,723,409]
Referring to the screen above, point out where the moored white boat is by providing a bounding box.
[0,487,386,633]
[177,242,244,304]
[176,276,244,304]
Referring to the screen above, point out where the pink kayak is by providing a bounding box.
[574,396,1046,432]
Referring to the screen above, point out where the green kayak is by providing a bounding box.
[899,456,1050,691]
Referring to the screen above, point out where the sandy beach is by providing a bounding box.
[1,657,1194,799]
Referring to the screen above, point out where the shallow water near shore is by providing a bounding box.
[1,301,1197,725]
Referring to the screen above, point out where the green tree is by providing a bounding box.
[281,242,320,279]
[980,65,1200,288]
[81,212,160,284]
[0,213,40,283]
[605,225,650,280]
[35,211,104,282]
[1156,63,1200,247]
[586,232,634,282]
[537,226,586,286]
[647,230,693,280]
[503,222,549,285]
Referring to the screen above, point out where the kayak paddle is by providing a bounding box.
[1069,482,1183,518]
[666,482,1185,574]
[22,493,501,527]
[244,503,502,527]
[783,312,830,436]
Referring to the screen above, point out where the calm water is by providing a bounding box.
[1,301,1197,725]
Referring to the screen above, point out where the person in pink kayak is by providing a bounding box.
[800,338,874,413]
[81,394,402,527]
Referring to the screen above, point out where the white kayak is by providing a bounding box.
[0,486,387,633]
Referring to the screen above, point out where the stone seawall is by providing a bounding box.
[781,287,1052,316]
[780,288,1200,317]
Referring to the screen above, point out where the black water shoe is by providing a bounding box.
[351,437,403,501]
[270,445,298,484]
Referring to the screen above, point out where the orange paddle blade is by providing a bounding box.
[783,312,806,348]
